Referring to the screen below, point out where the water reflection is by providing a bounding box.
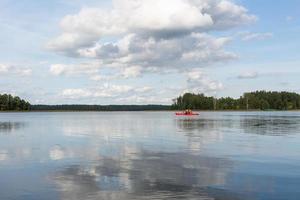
[0,112,300,200]
[49,145,66,160]
[175,118,215,133]
[0,122,26,133]
[0,150,9,161]
[239,116,300,136]
[175,118,225,154]
[53,148,235,200]
[175,115,300,136]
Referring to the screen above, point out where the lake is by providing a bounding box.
[0,111,300,200]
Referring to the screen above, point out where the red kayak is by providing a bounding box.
[175,112,199,116]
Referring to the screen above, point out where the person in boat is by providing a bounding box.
[184,109,192,114]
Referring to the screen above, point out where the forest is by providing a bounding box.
[171,91,300,110]
[0,94,31,111]
[30,104,171,111]
[2,91,300,111]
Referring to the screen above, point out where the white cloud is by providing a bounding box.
[237,71,259,79]
[0,64,10,73]
[239,32,273,41]
[121,66,143,78]
[47,0,213,52]
[116,95,171,105]
[45,0,257,103]
[47,0,255,74]
[209,0,257,28]
[61,84,149,99]
[50,62,144,81]
[0,64,32,76]
[185,69,223,94]
[49,64,67,76]
[59,84,166,104]
[134,86,153,93]
[49,62,101,76]
[48,0,256,52]
[78,33,237,71]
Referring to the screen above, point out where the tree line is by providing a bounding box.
[2,91,300,111]
[30,104,171,111]
[0,94,31,111]
[172,91,300,110]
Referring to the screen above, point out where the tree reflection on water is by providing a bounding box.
[1,112,300,199]
[239,116,300,136]
[0,122,26,134]
[175,114,300,136]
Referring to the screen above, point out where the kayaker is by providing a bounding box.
[175,110,199,116]
[184,109,192,114]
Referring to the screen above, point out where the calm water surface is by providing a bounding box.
[0,111,300,200]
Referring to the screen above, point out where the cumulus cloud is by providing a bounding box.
[47,0,255,73]
[61,84,151,99]
[49,62,101,76]
[121,66,143,78]
[48,0,256,51]
[50,61,145,81]
[185,69,223,94]
[60,71,223,103]
[0,64,32,76]
[46,0,257,102]
[59,84,177,104]
[80,33,237,70]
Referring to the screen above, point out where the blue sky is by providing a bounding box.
[0,0,299,105]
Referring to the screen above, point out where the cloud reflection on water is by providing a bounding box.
[51,114,300,200]
[1,112,300,199]
[52,148,235,200]
[0,150,9,161]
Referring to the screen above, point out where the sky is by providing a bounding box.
[0,0,299,105]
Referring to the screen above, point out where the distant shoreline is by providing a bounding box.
[1,109,300,113]
[2,90,300,112]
